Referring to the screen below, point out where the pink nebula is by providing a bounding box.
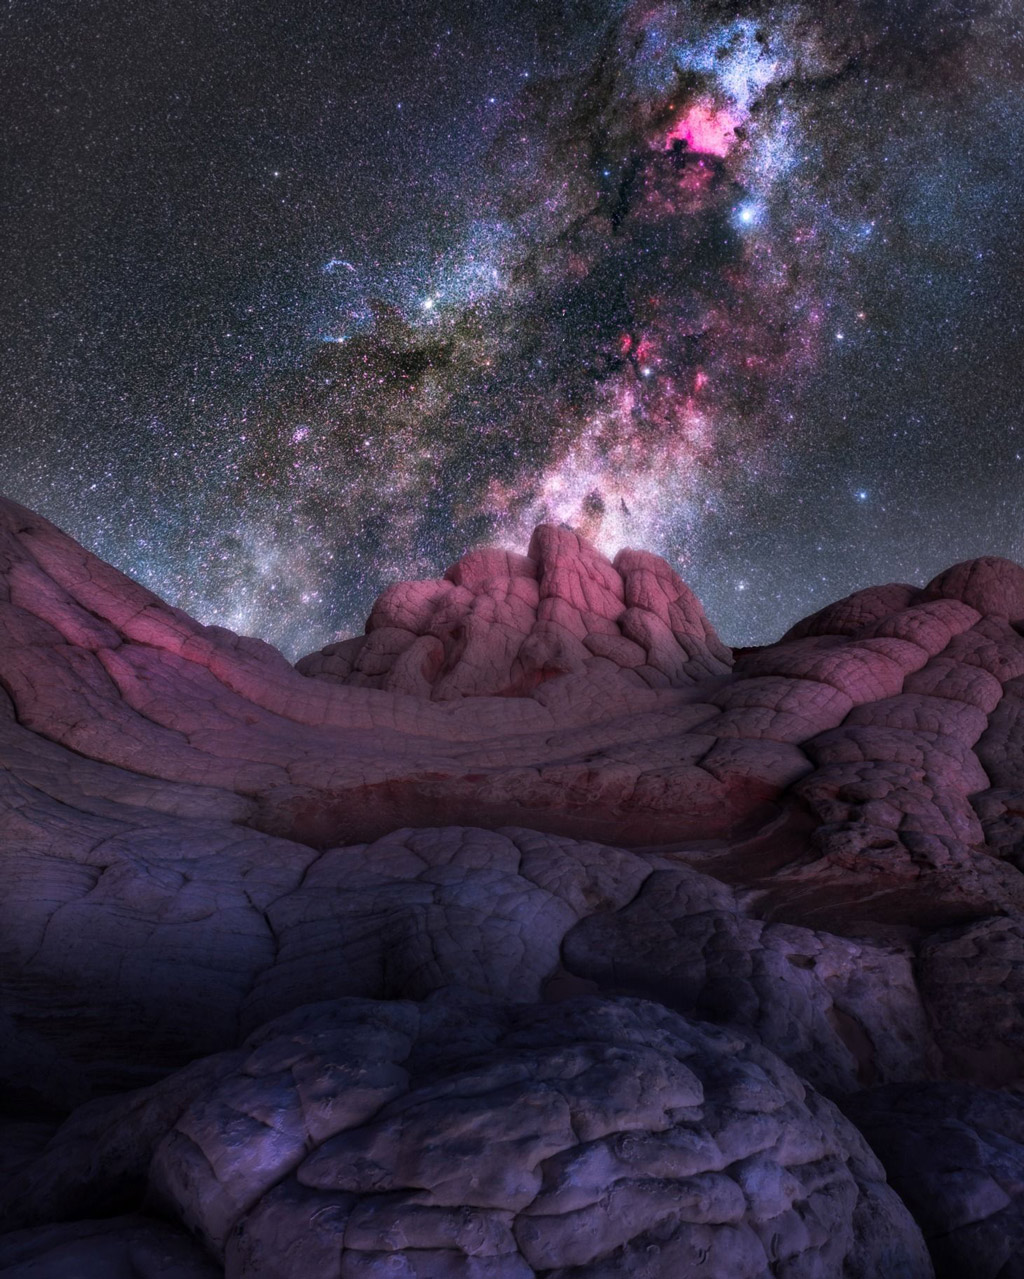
[664,102,741,157]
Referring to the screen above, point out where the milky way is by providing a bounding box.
[4,0,1024,657]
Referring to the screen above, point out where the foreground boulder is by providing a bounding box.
[844,1085,1024,1279]
[4,993,935,1279]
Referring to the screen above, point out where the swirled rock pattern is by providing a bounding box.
[2,494,1024,1275]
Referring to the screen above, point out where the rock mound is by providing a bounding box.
[6,993,933,1279]
[297,526,731,698]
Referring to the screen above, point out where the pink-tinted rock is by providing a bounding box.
[781,582,920,640]
[298,524,730,700]
[0,492,1019,915]
[976,677,1024,789]
[973,785,1024,868]
[925,556,1024,621]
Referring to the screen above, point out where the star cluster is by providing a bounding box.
[4,0,1024,657]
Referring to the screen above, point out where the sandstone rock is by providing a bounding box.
[844,1084,1024,1279]
[0,1049,245,1232]
[0,800,947,1106]
[916,916,1024,1086]
[4,494,1024,1274]
[562,875,937,1095]
[3,493,1024,923]
[298,524,731,699]
[9,993,935,1279]
[924,556,1024,621]
[0,815,672,1087]
[781,583,921,640]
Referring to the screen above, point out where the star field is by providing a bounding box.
[3,0,1024,658]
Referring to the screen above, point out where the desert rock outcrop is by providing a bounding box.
[2,495,1023,1276]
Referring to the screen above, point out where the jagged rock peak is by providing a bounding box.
[297,523,732,698]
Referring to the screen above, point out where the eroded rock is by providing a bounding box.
[3,495,1024,1275]
[9,993,935,1279]
[844,1084,1024,1279]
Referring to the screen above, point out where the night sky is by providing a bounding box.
[4,0,1024,659]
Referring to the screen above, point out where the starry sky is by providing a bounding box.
[4,0,1024,658]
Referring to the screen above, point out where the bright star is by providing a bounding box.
[734,202,763,230]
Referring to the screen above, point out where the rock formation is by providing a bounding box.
[1,494,1022,1276]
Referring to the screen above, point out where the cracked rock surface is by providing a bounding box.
[2,495,1024,1275]
[5,994,934,1279]
[843,1084,1024,1279]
